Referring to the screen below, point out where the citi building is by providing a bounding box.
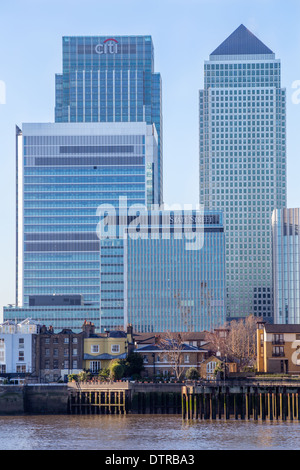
[13,35,163,332]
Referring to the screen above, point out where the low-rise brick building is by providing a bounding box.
[36,325,85,383]
[257,322,300,374]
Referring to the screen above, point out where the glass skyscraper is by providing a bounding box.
[16,122,158,317]
[272,208,300,324]
[114,210,225,333]
[55,35,163,204]
[10,34,163,333]
[199,25,286,320]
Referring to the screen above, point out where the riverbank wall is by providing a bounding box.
[0,384,68,415]
[2,381,300,419]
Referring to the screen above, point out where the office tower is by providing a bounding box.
[272,209,300,324]
[4,295,101,332]
[55,35,163,204]
[199,25,286,320]
[15,121,158,321]
[100,209,226,332]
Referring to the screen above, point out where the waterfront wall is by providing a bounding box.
[68,382,183,415]
[2,381,300,418]
[182,384,300,421]
[0,384,68,415]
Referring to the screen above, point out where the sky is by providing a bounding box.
[1,0,300,312]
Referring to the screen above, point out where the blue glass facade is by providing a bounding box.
[272,209,300,324]
[55,36,163,204]
[16,122,158,317]
[3,304,100,333]
[121,210,225,332]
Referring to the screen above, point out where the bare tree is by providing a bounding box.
[206,315,257,371]
[227,315,257,370]
[157,331,188,380]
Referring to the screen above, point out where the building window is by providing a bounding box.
[90,361,101,373]
[72,360,78,369]
[64,348,69,357]
[272,334,284,345]
[73,349,77,356]
[0,339,4,363]
[272,346,284,357]
[53,360,58,369]
[91,345,99,354]
[64,338,69,344]
[72,338,78,344]
[19,338,24,349]
[184,354,190,363]
[111,344,120,353]
[143,355,148,364]
[18,351,24,362]
[206,361,217,375]
[16,365,26,373]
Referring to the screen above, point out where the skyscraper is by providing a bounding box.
[272,208,300,324]
[16,121,158,313]
[98,209,225,332]
[11,35,163,333]
[199,25,286,320]
[55,35,163,204]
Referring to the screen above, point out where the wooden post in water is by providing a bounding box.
[245,392,249,420]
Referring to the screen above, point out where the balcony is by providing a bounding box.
[272,351,285,357]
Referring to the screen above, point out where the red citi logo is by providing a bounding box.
[95,38,118,55]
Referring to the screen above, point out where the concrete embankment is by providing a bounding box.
[2,381,300,419]
[0,384,69,415]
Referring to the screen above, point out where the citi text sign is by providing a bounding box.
[95,38,118,55]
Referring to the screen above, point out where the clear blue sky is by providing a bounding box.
[1,0,300,312]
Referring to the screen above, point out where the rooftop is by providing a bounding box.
[210,24,273,56]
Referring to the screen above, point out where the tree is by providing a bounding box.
[157,332,187,380]
[109,359,125,381]
[207,315,257,371]
[121,352,144,377]
[98,368,110,381]
[185,367,199,380]
[226,315,257,370]
[77,371,91,383]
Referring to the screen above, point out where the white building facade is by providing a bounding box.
[0,319,40,375]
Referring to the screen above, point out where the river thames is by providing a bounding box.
[0,414,299,450]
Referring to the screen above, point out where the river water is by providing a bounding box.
[0,414,299,450]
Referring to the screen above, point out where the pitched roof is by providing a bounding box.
[134,331,210,344]
[136,342,205,353]
[264,324,300,333]
[210,24,273,56]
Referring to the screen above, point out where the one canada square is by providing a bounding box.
[199,25,286,320]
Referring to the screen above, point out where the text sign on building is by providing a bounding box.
[169,214,220,225]
[95,38,118,55]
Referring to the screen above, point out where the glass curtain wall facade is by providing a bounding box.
[55,36,163,205]
[16,122,158,318]
[3,304,100,333]
[272,209,300,324]
[123,210,225,332]
[199,25,286,320]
